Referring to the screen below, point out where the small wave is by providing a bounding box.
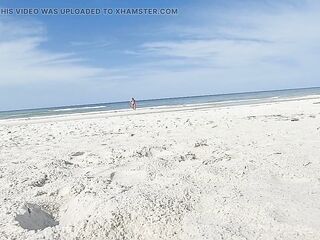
[213,98,263,104]
[0,113,32,119]
[50,106,106,112]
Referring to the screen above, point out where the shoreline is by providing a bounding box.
[1,93,320,125]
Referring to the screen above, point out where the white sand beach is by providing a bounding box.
[1,96,320,240]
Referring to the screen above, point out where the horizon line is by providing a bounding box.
[1,85,320,113]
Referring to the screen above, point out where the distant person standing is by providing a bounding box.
[130,97,137,110]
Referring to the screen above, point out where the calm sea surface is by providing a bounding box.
[1,87,320,120]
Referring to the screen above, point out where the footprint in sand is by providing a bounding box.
[15,203,59,231]
[70,151,85,157]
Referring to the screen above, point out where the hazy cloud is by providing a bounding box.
[0,18,113,86]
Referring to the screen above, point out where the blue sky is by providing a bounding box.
[0,0,319,110]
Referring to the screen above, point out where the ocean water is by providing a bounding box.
[1,87,320,120]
